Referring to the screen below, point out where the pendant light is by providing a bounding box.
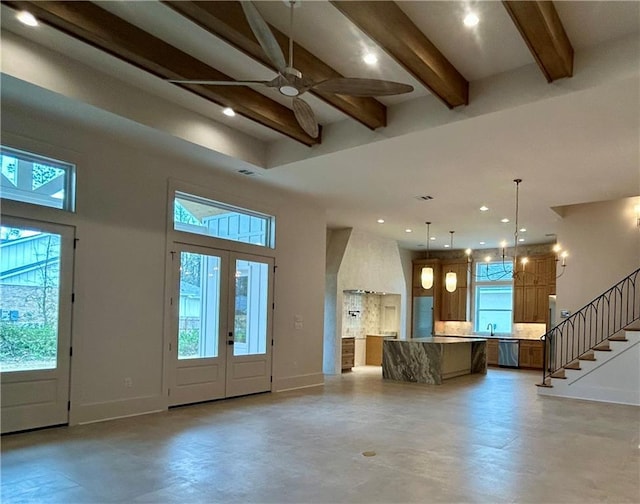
[445,231,457,293]
[421,222,434,289]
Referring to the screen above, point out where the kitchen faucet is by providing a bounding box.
[486,323,495,336]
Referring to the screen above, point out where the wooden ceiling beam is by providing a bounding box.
[503,1,574,82]
[3,0,320,146]
[330,1,468,109]
[163,1,387,131]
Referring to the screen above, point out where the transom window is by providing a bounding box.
[1,147,76,211]
[474,260,514,334]
[173,191,274,248]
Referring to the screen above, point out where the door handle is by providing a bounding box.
[228,331,234,345]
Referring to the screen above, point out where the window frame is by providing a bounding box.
[172,190,275,250]
[473,260,514,335]
[1,145,76,213]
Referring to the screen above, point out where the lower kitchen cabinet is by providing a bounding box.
[519,340,545,369]
[342,337,355,372]
[365,335,384,366]
[487,339,499,366]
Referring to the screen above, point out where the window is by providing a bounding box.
[1,147,76,211]
[474,261,513,334]
[173,191,274,248]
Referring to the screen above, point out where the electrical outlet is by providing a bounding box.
[124,377,133,388]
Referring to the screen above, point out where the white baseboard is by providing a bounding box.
[273,372,324,392]
[71,395,166,425]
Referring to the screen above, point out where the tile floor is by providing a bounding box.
[1,367,639,503]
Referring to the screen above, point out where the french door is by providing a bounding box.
[0,216,74,433]
[167,244,273,406]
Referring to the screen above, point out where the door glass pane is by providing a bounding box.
[233,259,268,356]
[178,252,220,359]
[0,227,61,371]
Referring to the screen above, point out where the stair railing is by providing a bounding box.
[541,267,640,384]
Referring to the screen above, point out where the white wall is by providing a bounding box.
[324,229,407,374]
[556,196,640,314]
[1,104,326,424]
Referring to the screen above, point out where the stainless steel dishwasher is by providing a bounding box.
[498,339,519,367]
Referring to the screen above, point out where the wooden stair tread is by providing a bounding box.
[608,335,628,342]
[579,353,596,361]
[536,382,553,388]
[564,362,581,370]
[594,343,612,351]
[551,370,566,379]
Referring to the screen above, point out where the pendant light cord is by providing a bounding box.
[425,222,431,259]
[513,178,522,277]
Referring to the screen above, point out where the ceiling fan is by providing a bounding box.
[168,0,414,139]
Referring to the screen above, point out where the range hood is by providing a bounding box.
[343,289,390,295]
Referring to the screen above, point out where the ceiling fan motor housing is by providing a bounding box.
[279,67,305,96]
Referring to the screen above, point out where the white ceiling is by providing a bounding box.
[1,1,639,252]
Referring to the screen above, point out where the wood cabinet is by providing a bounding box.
[341,337,354,372]
[440,260,468,321]
[365,335,384,365]
[513,255,556,325]
[487,339,499,366]
[518,340,545,369]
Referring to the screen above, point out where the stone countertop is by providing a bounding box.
[388,337,488,344]
[436,333,544,341]
[383,337,487,384]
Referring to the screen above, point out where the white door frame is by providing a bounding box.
[164,243,274,406]
[0,215,75,433]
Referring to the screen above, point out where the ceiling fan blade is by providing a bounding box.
[167,79,274,86]
[312,78,414,97]
[292,97,319,139]
[241,1,287,72]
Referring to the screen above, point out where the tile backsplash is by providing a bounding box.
[434,320,546,339]
[434,321,472,336]
[342,293,380,339]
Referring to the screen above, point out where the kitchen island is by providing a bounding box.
[382,337,487,384]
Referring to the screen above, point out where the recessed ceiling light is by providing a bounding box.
[479,241,486,245]
[463,13,479,27]
[223,107,236,117]
[405,229,412,233]
[501,218,510,223]
[363,53,378,65]
[430,236,436,241]
[444,244,450,248]
[377,219,385,224]
[17,11,38,26]
[479,205,488,212]
[520,228,527,232]
[518,238,525,242]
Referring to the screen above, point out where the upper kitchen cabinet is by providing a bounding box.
[440,260,469,321]
[513,254,556,324]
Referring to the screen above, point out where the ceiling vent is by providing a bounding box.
[415,195,434,201]
[238,169,256,176]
